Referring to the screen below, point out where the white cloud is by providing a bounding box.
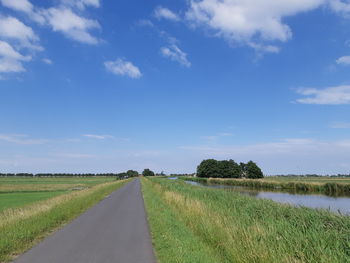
[0,0,45,24]
[61,0,100,10]
[104,58,142,79]
[295,85,350,105]
[0,40,31,73]
[1,0,33,13]
[42,58,52,65]
[160,44,191,67]
[154,6,180,21]
[43,7,100,45]
[185,0,326,51]
[0,134,47,144]
[83,134,114,140]
[330,122,350,128]
[328,0,350,17]
[336,56,350,65]
[0,16,41,50]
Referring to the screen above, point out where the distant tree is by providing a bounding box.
[197,159,220,178]
[142,169,155,177]
[218,160,241,178]
[126,170,139,177]
[245,161,264,179]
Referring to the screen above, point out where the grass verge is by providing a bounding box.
[0,178,130,262]
[143,177,350,263]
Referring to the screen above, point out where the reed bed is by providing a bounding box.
[181,177,350,196]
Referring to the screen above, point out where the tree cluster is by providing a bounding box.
[142,169,155,177]
[197,159,264,179]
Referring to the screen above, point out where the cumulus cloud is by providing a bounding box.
[183,0,326,51]
[104,58,142,79]
[336,56,350,65]
[154,6,180,21]
[0,16,41,50]
[1,0,33,13]
[43,7,100,44]
[160,44,191,67]
[0,0,45,24]
[0,40,31,73]
[295,85,350,105]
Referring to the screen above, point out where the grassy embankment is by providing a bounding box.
[180,176,350,196]
[0,178,130,262]
[142,177,350,263]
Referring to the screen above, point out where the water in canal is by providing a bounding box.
[171,178,350,215]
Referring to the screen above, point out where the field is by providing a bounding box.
[180,176,350,196]
[0,177,116,212]
[0,176,129,262]
[142,177,350,263]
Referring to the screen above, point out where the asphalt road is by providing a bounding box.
[13,178,156,263]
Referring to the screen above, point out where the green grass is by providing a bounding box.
[0,176,116,185]
[142,178,222,263]
[143,177,350,263]
[0,179,130,262]
[0,191,66,212]
[181,177,350,196]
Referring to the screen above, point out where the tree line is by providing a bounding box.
[0,170,140,178]
[197,159,263,179]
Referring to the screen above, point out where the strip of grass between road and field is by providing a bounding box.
[0,179,131,263]
[142,177,350,263]
[180,177,350,196]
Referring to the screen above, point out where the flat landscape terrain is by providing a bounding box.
[0,177,116,212]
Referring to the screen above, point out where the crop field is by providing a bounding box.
[0,177,129,262]
[142,177,350,263]
[0,177,117,212]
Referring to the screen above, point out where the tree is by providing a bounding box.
[197,159,220,178]
[142,168,155,177]
[245,161,264,179]
[126,170,139,177]
[218,160,241,178]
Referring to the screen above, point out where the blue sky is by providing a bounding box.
[1,0,350,174]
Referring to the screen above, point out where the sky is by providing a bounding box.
[1,0,350,175]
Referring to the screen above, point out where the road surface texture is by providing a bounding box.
[13,178,156,263]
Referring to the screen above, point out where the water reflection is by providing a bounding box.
[183,180,350,215]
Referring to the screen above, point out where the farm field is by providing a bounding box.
[142,177,350,263]
[0,177,129,262]
[0,177,117,212]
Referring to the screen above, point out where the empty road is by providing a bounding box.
[13,178,156,263]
